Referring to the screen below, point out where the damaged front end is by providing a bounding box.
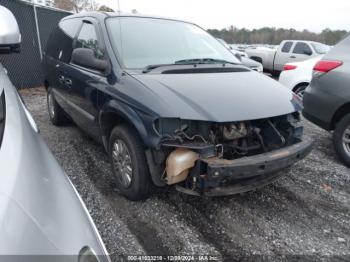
[147,113,313,196]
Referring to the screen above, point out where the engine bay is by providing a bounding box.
[156,113,303,159]
[151,113,304,187]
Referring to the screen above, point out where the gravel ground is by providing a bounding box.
[21,87,350,261]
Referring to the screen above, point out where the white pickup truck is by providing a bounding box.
[245,40,330,75]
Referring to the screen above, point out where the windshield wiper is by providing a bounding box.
[175,58,238,65]
[142,58,238,73]
[142,63,177,73]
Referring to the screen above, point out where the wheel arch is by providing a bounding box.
[99,100,150,151]
[331,102,350,130]
[249,56,263,64]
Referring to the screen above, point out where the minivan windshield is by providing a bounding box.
[311,42,331,54]
[106,17,240,69]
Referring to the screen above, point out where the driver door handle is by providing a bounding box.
[290,55,296,58]
[65,78,72,87]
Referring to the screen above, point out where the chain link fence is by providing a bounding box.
[0,0,71,88]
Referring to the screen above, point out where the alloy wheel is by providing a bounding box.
[342,126,350,156]
[112,139,133,188]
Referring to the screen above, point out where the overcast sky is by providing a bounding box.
[96,0,350,32]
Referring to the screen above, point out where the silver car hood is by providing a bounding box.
[0,67,108,257]
[132,70,300,122]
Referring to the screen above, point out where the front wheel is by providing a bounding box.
[109,124,152,200]
[333,113,350,167]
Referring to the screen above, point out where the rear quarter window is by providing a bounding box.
[45,18,82,63]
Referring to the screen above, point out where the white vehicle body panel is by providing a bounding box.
[279,56,323,91]
[0,64,109,260]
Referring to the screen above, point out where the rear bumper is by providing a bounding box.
[302,110,331,131]
[302,82,344,131]
[176,139,313,196]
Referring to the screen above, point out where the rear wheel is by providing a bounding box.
[109,124,152,200]
[47,88,69,126]
[333,113,350,167]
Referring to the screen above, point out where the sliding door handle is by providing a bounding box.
[58,75,65,84]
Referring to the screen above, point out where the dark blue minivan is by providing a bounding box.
[43,12,312,200]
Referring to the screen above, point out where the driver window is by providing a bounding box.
[76,23,102,58]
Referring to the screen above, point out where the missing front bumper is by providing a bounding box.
[176,139,313,196]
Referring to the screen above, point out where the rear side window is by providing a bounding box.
[293,42,312,55]
[45,18,82,63]
[75,23,102,59]
[281,42,293,53]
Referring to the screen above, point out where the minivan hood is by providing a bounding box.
[131,71,300,122]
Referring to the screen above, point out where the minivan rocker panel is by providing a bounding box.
[43,12,312,200]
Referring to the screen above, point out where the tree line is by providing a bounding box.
[54,0,114,13]
[53,1,347,45]
[208,26,348,45]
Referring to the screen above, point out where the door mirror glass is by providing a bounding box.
[234,53,242,61]
[0,6,21,54]
[71,48,108,72]
[303,49,312,56]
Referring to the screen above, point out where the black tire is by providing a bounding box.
[333,113,350,167]
[294,84,308,99]
[47,88,69,126]
[109,124,152,200]
[271,70,280,77]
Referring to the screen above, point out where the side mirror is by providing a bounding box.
[0,6,21,54]
[303,49,312,56]
[71,48,108,72]
[234,53,242,61]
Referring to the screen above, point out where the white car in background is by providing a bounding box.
[216,38,263,72]
[246,40,329,76]
[279,56,323,98]
[229,45,248,58]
